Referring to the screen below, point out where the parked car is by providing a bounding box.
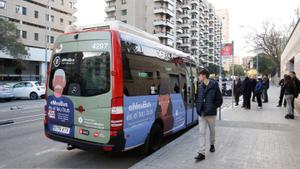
[0,84,14,101]
[12,81,45,100]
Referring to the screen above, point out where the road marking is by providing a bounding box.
[35,147,67,156]
[0,117,43,127]
[12,117,44,125]
[35,148,57,156]
[4,114,43,121]
[0,106,43,113]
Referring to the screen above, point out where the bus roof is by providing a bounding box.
[63,21,194,64]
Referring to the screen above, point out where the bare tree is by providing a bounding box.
[249,21,291,77]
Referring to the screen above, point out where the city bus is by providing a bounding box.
[44,22,199,154]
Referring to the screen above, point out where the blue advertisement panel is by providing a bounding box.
[169,94,186,133]
[123,95,157,149]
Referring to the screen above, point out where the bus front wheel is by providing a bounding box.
[143,123,163,155]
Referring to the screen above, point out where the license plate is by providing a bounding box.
[52,125,70,135]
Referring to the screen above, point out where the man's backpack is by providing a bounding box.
[255,82,263,94]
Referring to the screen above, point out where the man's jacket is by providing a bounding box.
[196,80,223,116]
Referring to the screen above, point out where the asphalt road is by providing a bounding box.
[0,100,144,168]
[0,98,233,168]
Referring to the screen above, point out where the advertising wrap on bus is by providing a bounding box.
[45,31,113,145]
[44,29,199,153]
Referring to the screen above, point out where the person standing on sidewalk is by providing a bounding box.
[255,77,264,109]
[195,69,223,162]
[263,75,270,103]
[283,75,298,119]
[251,76,257,102]
[277,74,287,107]
[289,71,300,114]
[233,76,242,106]
[242,76,252,109]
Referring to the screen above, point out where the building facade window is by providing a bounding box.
[16,29,21,38]
[60,18,64,24]
[61,0,64,5]
[122,20,127,23]
[34,33,39,41]
[50,15,54,22]
[121,0,126,4]
[121,9,127,16]
[50,36,54,43]
[34,10,39,18]
[16,5,21,14]
[68,21,72,25]
[69,2,73,8]
[22,30,27,39]
[0,0,6,9]
[22,7,27,15]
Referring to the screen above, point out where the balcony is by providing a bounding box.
[177,7,183,13]
[191,26,199,31]
[176,38,183,44]
[181,4,191,10]
[191,9,200,15]
[104,5,116,13]
[191,0,200,5]
[176,28,183,34]
[191,18,199,23]
[179,32,191,38]
[180,13,191,19]
[181,23,191,28]
[177,17,183,23]
[153,19,175,28]
[191,35,199,40]
[154,0,175,5]
[179,43,191,48]
[154,31,175,40]
[105,16,116,21]
[154,7,175,17]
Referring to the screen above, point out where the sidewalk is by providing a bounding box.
[130,86,300,169]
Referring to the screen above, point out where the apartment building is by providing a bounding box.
[216,9,229,43]
[0,0,77,81]
[105,0,222,66]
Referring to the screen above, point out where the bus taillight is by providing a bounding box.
[110,97,124,131]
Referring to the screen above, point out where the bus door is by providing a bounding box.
[182,67,193,126]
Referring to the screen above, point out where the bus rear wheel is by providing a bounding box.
[143,123,163,155]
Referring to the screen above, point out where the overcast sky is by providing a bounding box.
[75,0,300,57]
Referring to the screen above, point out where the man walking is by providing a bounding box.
[195,69,223,162]
[289,71,300,114]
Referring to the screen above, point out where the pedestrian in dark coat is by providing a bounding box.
[242,76,252,109]
[263,75,270,103]
[277,74,287,107]
[233,77,242,106]
[195,69,223,162]
[283,75,298,119]
[255,77,264,108]
[251,77,257,102]
[289,71,300,114]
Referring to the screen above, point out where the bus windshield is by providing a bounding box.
[49,51,110,97]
